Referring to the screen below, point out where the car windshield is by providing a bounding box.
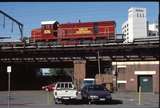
[88,85,105,91]
[56,83,73,89]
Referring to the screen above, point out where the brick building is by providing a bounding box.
[112,61,159,93]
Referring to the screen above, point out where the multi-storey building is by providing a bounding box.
[122,7,147,43]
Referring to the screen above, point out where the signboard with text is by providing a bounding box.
[7,66,11,73]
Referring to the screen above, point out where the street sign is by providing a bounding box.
[7,66,11,108]
[7,66,11,73]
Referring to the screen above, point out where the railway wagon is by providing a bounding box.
[31,21,59,42]
[58,21,116,41]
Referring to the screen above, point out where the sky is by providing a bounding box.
[0,2,159,40]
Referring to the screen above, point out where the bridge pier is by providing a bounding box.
[73,60,86,90]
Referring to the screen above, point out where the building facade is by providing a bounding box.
[112,61,159,93]
[122,7,148,43]
[148,23,159,37]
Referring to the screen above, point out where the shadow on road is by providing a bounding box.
[63,99,123,105]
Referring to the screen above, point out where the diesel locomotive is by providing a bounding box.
[30,20,116,45]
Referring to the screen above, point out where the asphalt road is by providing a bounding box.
[0,91,159,108]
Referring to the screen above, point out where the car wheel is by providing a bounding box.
[106,99,112,104]
[55,101,58,104]
[82,97,88,104]
[88,100,93,105]
[54,98,59,104]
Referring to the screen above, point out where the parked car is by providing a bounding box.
[81,84,112,104]
[42,83,55,92]
[53,82,78,104]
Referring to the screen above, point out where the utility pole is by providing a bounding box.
[97,51,101,83]
[115,62,118,91]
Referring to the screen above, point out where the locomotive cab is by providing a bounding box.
[31,20,59,42]
[41,20,59,41]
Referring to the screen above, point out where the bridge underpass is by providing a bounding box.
[0,62,72,90]
[0,60,112,91]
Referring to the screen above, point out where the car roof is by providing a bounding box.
[56,82,73,84]
[83,78,95,81]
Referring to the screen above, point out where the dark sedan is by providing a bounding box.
[81,84,112,104]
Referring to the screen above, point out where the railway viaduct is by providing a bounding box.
[0,42,159,91]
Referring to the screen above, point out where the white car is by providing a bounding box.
[53,82,78,104]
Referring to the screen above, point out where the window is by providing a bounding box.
[61,83,64,88]
[137,13,139,17]
[149,33,151,36]
[65,83,68,88]
[88,85,105,91]
[104,68,112,74]
[152,33,156,36]
[57,84,60,89]
[136,9,143,12]
[69,84,72,88]
[118,68,125,73]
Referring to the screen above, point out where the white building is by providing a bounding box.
[122,7,147,43]
[148,23,159,36]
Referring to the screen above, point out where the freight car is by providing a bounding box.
[30,20,116,45]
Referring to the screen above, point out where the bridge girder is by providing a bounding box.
[0,43,159,63]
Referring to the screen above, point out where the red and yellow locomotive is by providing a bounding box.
[31,20,116,45]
